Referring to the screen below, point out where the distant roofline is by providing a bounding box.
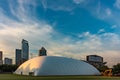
[87,55,102,58]
[22,39,28,43]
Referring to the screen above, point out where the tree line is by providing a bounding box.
[0,64,18,73]
[0,63,120,75]
[97,63,120,76]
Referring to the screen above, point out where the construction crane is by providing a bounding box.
[101,69,112,76]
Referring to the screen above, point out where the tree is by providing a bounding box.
[113,63,120,75]
[97,66,109,72]
[0,64,18,73]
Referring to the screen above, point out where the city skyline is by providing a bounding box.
[0,0,120,67]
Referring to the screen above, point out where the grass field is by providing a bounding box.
[0,74,120,80]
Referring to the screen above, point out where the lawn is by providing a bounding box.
[0,74,120,80]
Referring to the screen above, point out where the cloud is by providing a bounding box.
[41,0,75,11]
[96,7,112,19]
[98,29,105,33]
[9,0,37,22]
[111,25,117,29]
[114,0,120,9]
[73,0,85,4]
[41,0,47,10]
[106,8,112,16]
[90,0,120,29]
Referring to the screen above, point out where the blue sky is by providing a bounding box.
[0,0,120,67]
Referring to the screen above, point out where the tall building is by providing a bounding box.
[4,58,12,65]
[21,39,29,62]
[15,49,22,65]
[0,51,3,65]
[39,47,47,56]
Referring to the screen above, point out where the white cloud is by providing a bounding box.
[111,25,117,29]
[73,0,85,4]
[114,0,120,9]
[41,0,47,10]
[106,8,112,16]
[91,1,120,31]
[41,0,75,11]
[100,33,120,50]
[98,29,105,33]
[96,7,112,19]
[96,1,101,14]
[90,1,113,21]
[9,0,37,22]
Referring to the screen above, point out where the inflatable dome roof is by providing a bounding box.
[15,56,100,76]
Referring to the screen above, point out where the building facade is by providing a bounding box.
[15,49,22,65]
[86,55,106,68]
[39,47,47,56]
[4,58,12,65]
[0,51,3,65]
[21,39,29,62]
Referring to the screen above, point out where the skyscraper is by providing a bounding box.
[0,51,3,65]
[15,49,22,65]
[21,39,29,62]
[39,47,47,56]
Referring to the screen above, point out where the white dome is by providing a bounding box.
[15,56,100,76]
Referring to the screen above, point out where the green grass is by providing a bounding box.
[0,74,120,80]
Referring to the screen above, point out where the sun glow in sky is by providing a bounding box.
[0,0,120,67]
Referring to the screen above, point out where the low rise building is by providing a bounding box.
[4,58,12,65]
[86,55,106,68]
